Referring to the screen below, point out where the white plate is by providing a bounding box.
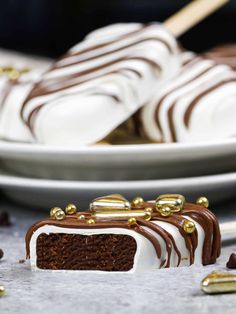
[1,139,236,181]
[0,170,236,209]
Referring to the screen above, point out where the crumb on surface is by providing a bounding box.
[19,259,26,264]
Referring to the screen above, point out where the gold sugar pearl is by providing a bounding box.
[183,220,196,234]
[131,196,144,207]
[87,219,95,224]
[143,211,152,221]
[128,217,137,225]
[0,286,5,297]
[196,196,209,208]
[8,70,20,81]
[159,206,172,217]
[65,203,77,215]
[50,207,62,218]
[54,210,66,221]
[78,214,86,220]
[145,207,153,214]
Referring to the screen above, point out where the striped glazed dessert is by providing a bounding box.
[26,194,221,273]
[140,52,236,143]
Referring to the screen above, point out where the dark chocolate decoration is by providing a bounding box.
[226,253,236,269]
[0,249,3,259]
[0,211,11,226]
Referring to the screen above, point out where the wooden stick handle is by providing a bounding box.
[220,221,236,235]
[164,0,229,37]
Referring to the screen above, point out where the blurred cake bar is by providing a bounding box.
[26,194,221,272]
[140,54,236,143]
[19,23,180,146]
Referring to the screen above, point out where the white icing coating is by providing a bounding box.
[0,51,51,142]
[29,216,204,273]
[140,55,236,143]
[20,23,180,146]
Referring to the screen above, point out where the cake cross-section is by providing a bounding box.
[25,194,221,272]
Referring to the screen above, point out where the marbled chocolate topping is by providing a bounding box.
[25,202,221,269]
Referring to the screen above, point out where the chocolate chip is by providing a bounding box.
[0,249,4,260]
[19,259,25,264]
[0,212,11,226]
[226,253,236,269]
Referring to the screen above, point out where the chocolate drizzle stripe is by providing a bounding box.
[137,219,182,267]
[153,214,197,265]
[43,55,161,85]
[20,57,161,127]
[154,63,216,140]
[184,78,236,127]
[24,68,137,134]
[21,56,160,124]
[182,204,221,265]
[55,37,173,70]
[56,23,172,64]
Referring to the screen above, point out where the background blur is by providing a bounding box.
[0,0,235,57]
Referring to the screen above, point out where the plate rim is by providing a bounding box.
[0,138,236,156]
[0,170,236,190]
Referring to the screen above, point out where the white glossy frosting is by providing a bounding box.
[20,23,180,146]
[29,216,204,273]
[140,55,236,143]
[0,50,51,142]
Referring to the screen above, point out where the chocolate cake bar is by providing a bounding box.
[26,194,221,272]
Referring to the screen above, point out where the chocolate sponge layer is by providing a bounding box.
[36,233,137,271]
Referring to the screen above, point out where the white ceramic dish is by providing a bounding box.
[1,139,236,181]
[0,170,236,209]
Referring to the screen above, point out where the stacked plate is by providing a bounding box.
[0,139,236,209]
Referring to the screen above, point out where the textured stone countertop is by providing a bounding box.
[0,197,236,314]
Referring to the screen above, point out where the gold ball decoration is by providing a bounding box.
[50,207,62,218]
[54,210,66,221]
[196,196,209,208]
[159,206,172,217]
[143,210,152,221]
[65,203,77,215]
[183,220,196,234]
[128,217,137,225]
[144,207,153,214]
[131,196,144,207]
[0,286,5,297]
[87,219,95,224]
[78,214,86,220]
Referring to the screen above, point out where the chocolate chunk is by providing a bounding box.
[0,249,3,259]
[0,211,11,226]
[226,253,236,269]
[19,259,25,264]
